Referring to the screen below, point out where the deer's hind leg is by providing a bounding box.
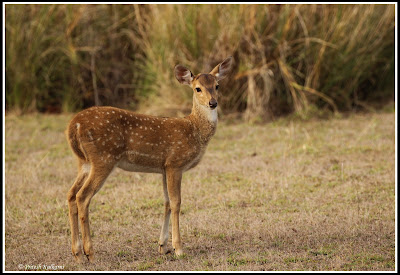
[76,163,114,263]
[67,160,91,262]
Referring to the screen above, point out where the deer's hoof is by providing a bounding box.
[174,248,184,258]
[159,244,171,255]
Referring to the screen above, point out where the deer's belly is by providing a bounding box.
[117,159,163,173]
[117,152,164,174]
[116,147,207,173]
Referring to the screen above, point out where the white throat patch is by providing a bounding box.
[208,107,218,123]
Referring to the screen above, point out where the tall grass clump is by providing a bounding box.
[5,4,395,119]
[5,4,147,113]
[138,4,395,120]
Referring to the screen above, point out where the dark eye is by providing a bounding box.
[195,87,202,92]
[216,85,219,90]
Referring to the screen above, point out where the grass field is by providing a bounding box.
[4,110,396,271]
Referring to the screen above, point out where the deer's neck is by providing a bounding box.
[187,95,218,144]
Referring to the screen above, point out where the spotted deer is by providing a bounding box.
[66,57,233,262]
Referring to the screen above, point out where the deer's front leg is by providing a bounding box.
[159,173,171,254]
[166,168,183,256]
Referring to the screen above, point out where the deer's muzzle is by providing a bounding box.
[209,98,217,109]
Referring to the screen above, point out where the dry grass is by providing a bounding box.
[5,4,395,118]
[4,110,395,271]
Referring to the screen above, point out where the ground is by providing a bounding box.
[4,111,396,271]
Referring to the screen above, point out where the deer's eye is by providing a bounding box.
[195,87,202,93]
[216,85,219,90]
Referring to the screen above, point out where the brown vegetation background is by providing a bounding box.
[5,4,395,120]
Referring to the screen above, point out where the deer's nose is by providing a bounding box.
[209,98,218,109]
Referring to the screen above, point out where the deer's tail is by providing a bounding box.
[66,121,88,162]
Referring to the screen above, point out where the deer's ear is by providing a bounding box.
[174,65,193,86]
[209,56,233,81]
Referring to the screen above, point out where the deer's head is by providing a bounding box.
[174,57,233,110]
